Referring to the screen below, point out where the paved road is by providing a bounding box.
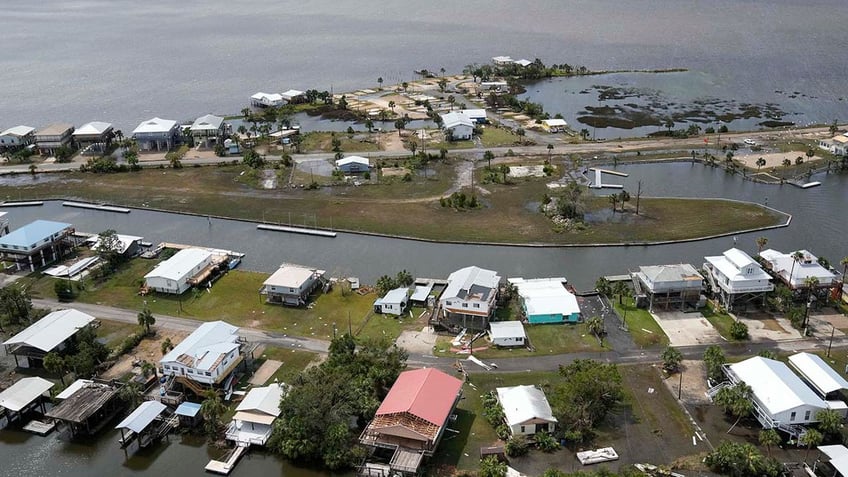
[32,297,847,373]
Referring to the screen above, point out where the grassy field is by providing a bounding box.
[479,127,521,148]
[5,163,786,245]
[96,319,139,349]
[255,346,318,385]
[299,131,382,153]
[611,296,669,347]
[433,322,605,359]
[24,263,415,341]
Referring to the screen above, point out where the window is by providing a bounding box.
[473,303,480,308]
[520,425,525,433]
[462,303,468,308]
[804,410,811,421]
[790,411,796,422]
[205,372,211,376]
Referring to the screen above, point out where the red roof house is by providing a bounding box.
[361,368,463,455]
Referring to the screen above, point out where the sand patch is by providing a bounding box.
[735,151,822,169]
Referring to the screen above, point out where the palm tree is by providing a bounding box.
[388,100,396,113]
[447,95,456,111]
[377,77,383,90]
[241,107,250,120]
[161,337,173,356]
[800,428,823,462]
[201,389,226,437]
[119,380,143,409]
[758,429,780,457]
[483,150,494,169]
[586,316,604,342]
[595,277,611,297]
[782,158,792,168]
[789,250,805,285]
[137,304,155,335]
[612,281,629,305]
[755,237,768,255]
[755,157,766,171]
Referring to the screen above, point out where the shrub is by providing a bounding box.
[729,320,749,340]
[535,432,559,452]
[401,172,412,182]
[54,280,77,301]
[505,434,529,457]
[111,332,145,358]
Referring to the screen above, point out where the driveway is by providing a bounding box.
[653,311,723,347]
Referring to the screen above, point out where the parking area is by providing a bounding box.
[653,311,722,346]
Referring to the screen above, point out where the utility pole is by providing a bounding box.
[678,370,683,400]
[635,180,642,215]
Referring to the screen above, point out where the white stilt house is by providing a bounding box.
[703,248,774,310]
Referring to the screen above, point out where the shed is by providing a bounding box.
[488,321,526,347]
[374,287,409,316]
[541,119,568,133]
[336,156,371,174]
[0,377,54,418]
[175,401,203,427]
[496,385,557,436]
[788,352,848,400]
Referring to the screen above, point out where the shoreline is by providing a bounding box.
[11,197,791,249]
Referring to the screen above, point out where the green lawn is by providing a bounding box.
[702,303,739,341]
[255,347,319,385]
[27,262,413,341]
[611,295,669,347]
[433,322,605,359]
[479,127,521,148]
[95,319,139,349]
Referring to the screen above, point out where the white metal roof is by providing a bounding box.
[376,287,408,306]
[788,352,848,396]
[160,321,240,371]
[132,117,178,135]
[175,401,202,417]
[509,277,580,316]
[235,383,285,418]
[190,114,224,132]
[0,125,35,137]
[280,89,305,100]
[144,248,213,282]
[542,119,568,127]
[443,266,500,302]
[492,56,513,63]
[514,59,533,67]
[496,385,557,427]
[73,121,112,136]
[251,92,284,104]
[705,249,772,283]
[489,321,526,341]
[263,264,323,288]
[458,109,487,120]
[116,401,167,433]
[760,249,837,287]
[3,309,96,353]
[56,379,93,400]
[441,112,474,129]
[336,156,370,167]
[728,356,827,416]
[0,377,54,412]
[818,445,848,476]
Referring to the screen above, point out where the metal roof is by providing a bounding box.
[175,401,202,417]
[542,119,568,127]
[116,401,167,433]
[190,114,224,132]
[35,123,74,136]
[56,379,93,400]
[0,377,54,412]
[0,220,72,249]
[160,321,240,371]
[639,263,703,284]
[489,321,526,340]
[443,266,500,302]
[728,356,827,415]
[496,385,557,427]
[0,125,35,137]
[458,109,487,120]
[4,309,96,353]
[376,287,408,306]
[440,112,474,129]
[132,117,178,135]
[72,121,112,136]
[760,249,837,287]
[235,383,285,417]
[263,264,323,288]
[336,156,370,167]
[144,247,213,282]
[376,368,463,426]
[788,352,848,396]
[509,277,580,317]
[86,234,142,254]
[818,445,848,476]
[280,89,305,100]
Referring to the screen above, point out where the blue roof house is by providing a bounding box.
[0,220,75,271]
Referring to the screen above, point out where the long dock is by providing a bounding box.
[0,201,43,207]
[63,201,131,213]
[205,446,247,475]
[589,168,630,177]
[257,224,337,237]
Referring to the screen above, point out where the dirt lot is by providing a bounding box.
[653,311,722,346]
[735,150,822,169]
[395,327,438,355]
[100,328,189,380]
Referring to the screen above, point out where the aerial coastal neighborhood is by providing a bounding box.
[1,43,848,477]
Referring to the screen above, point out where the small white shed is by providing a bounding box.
[374,287,409,316]
[488,321,526,347]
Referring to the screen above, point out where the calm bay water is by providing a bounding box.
[2,1,848,475]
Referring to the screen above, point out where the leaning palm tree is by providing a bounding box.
[789,250,805,285]
[755,237,768,255]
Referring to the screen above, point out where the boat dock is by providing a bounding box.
[160,243,246,258]
[587,169,624,189]
[205,445,247,475]
[0,201,43,207]
[62,201,131,213]
[22,419,55,436]
[589,168,630,177]
[257,224,337,237]
[603,274,632,282]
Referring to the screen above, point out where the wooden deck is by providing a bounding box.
[205,445,246,475]
[22,419,55,436]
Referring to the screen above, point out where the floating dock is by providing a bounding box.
[589,168,629,177]
[800,181,821,189]
[0,201,43,207]
[257,224,337,237]
[205,445,247,475]
[62,202,131,213]
[588,169,624,189]
[22,419,55,436]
